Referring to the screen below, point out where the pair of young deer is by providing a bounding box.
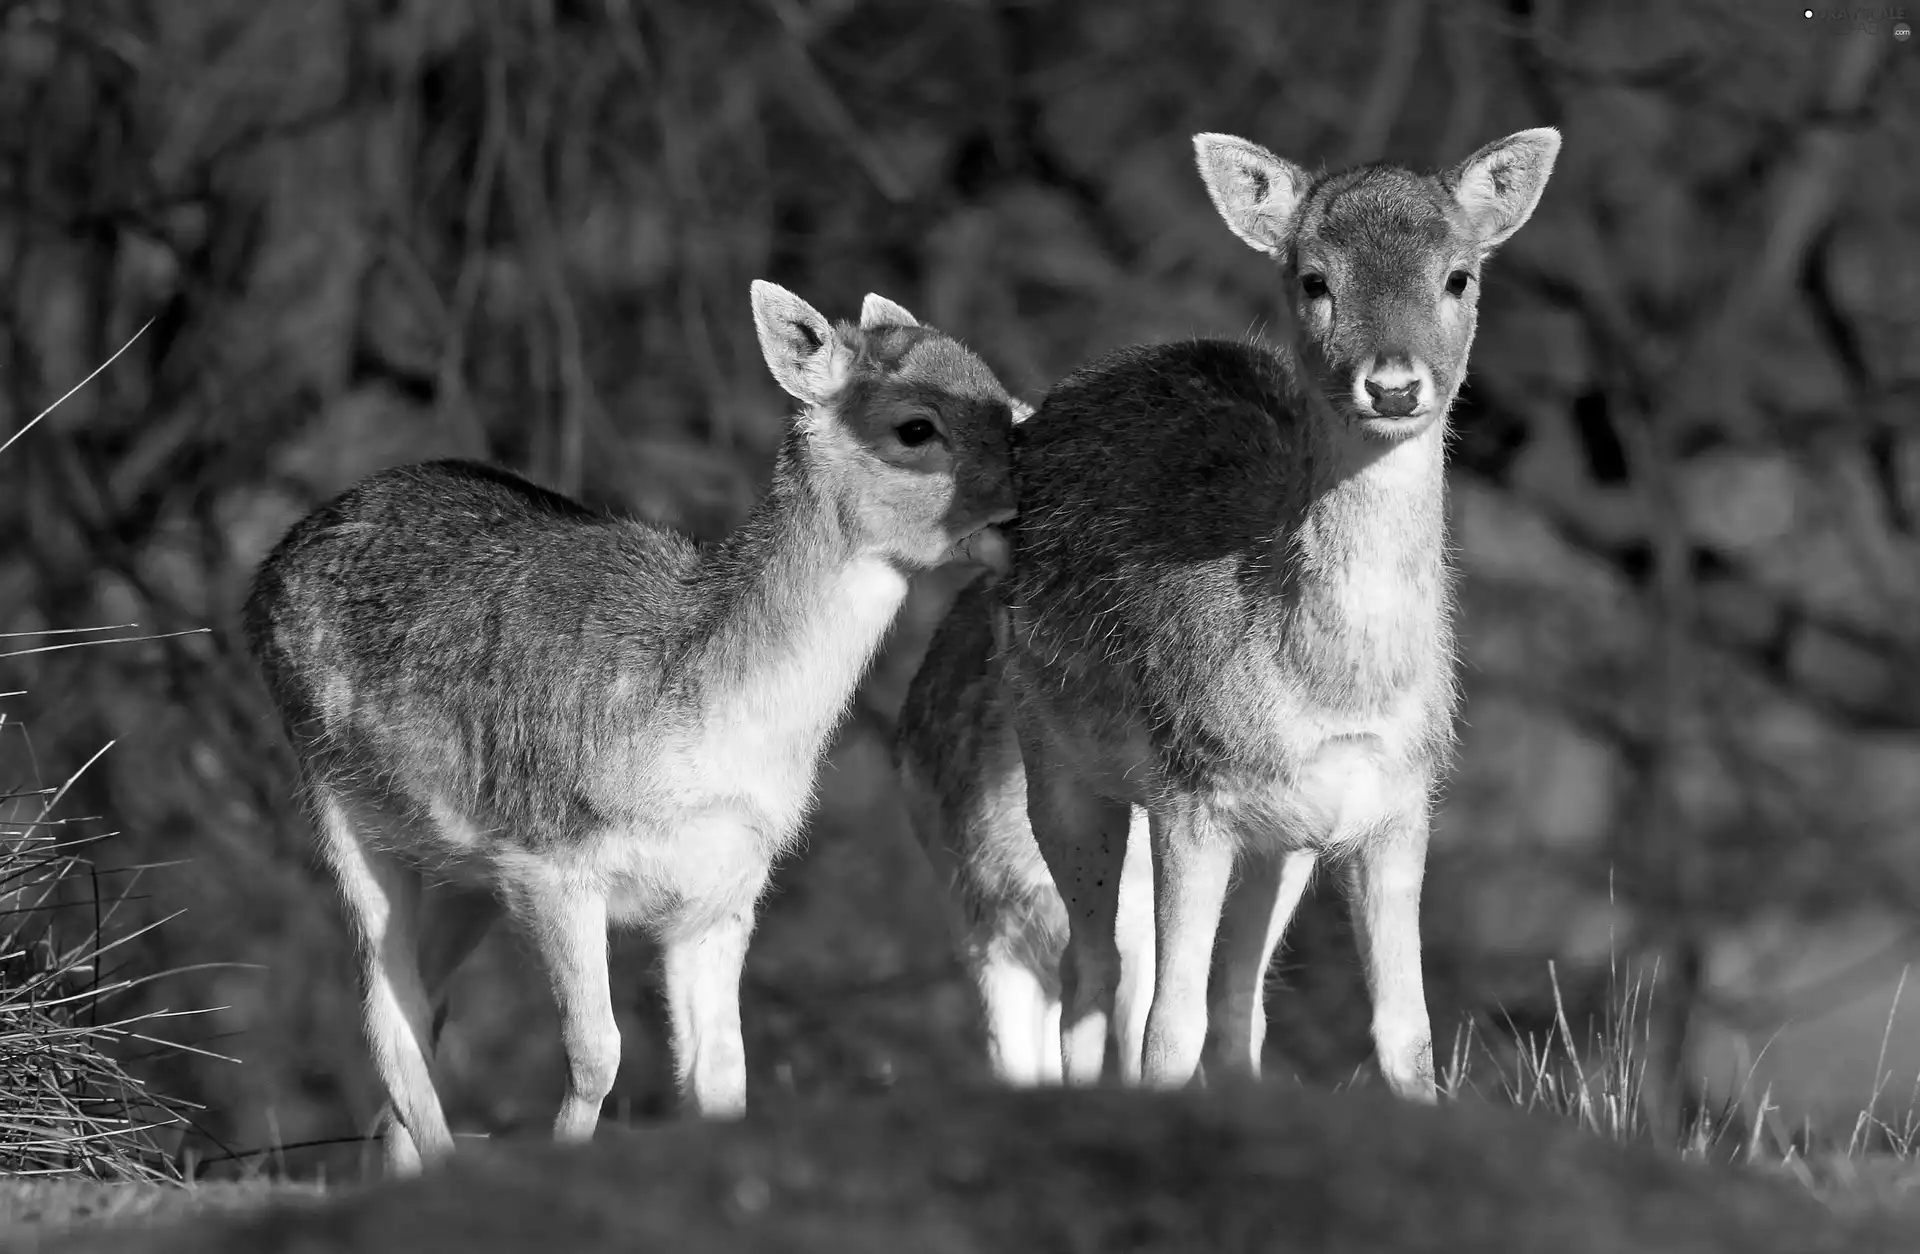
[244,127,1559,1175]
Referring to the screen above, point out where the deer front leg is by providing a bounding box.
[1110,804,1157,1084]
[661,904,757,1118]
[1204,846,1317,1080]
[1343,806,1436,1102]
[518,883,620,1141]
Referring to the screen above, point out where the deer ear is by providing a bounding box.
[1192,132,1311,257]
[1447,127,1561,250]
[752,281,851,406]
[859,292,919,331]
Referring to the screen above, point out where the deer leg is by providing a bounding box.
[1110,805,1157,1084]
[661,902,759,1119]
[517,882,619,1140]
[1140,799,1236,1089]
[416,881,500,1046]
[314,789,451,1176]
[368,880,500,1152]
[973,945,1054,1087]
[1204,847,1317,1080]
[1021,746,1130,1088]
[1344,810,1437,1102]
[1038,999,1064,1085]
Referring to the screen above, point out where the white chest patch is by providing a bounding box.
[1290,733,1402,842]
[1208,659,1436,854]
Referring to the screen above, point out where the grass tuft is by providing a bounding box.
[1,319,210,1183]
[0,786,211,1182]
[1433,948,1920,1216]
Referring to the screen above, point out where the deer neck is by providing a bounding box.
[687,438,910,781]
[1297,419,1447,569]
[1275,396,1452,700]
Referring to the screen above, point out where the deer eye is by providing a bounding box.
[1445,269,1473,297]
[1300,273,1330,300]
[895,417,940,448]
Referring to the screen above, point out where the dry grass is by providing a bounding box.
[0,804,199,1181]
[0,326,216,1194]
[1436,954,1920,1217]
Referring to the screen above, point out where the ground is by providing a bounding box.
[11,1084,1920,1254]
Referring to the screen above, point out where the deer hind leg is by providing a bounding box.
[1038,1000,1064,1084]
[900,746,1060,1089]
[312,786,452,1176]
[512,877,619,1141]
[367,880,500,1153]
[1019,747,1130,1088]
[973,948,1050,1086]
[1343,808,1437,1103]
[1139,799,1237,1090]
[937,890,1061,1088]
[971,881,1073,1089]
[416,880,501,1044]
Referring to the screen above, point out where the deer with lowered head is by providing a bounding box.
[243,282,1021,1175]
[897,128,1561,1094]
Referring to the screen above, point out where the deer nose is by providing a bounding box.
[1364,378,1422,418]
[1359,351,1429,419]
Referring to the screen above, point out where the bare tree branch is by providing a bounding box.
[1341,0,1427,166]
[763,0,910,204]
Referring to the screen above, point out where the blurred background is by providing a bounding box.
[1,0,1916,1179]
